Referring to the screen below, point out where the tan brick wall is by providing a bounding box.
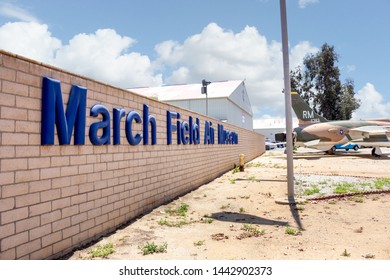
[0,50,265,259]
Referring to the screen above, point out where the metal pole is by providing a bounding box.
[206,92,208,116]
[280,0,294,198]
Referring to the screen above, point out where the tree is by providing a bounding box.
[290,43,360,120]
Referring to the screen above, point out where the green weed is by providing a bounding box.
[229,178,236,184]
[334,182,359,194]
[139,242,167,255]
[88,243,114,258]
[285,227,300,236]
[374,178,390,190]
[236,224,265,239]
[166,203,189,217]
[303,185,321,195]
[193,240,205,246]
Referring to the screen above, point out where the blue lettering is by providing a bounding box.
[126,111,142,145]
[180,121,190,144]
[190,116,200,145]
[41,77,87,145]
[218,124,238,144]
[204,121,214,144]
[113,108,126,145]
[143,104,157,145]
[89,104,110,145]
[167,111,179,145]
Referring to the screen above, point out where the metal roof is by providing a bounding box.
[128,80,244,101]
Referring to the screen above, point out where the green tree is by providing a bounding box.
[290,43,360,120]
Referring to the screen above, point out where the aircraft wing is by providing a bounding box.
[302,139,321,147]
[348,126,390,142]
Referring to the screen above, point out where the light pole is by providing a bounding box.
[280,0,295,200]
[201,79,211,116]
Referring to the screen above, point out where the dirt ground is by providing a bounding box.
[67,148,390,260]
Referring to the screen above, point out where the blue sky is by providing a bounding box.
[1,0,389,126]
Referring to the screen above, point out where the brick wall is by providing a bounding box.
[0,50,264,259]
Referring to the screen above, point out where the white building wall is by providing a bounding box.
[228,82,253,116]
[168,98,253,129]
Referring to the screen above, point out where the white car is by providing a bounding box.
[265,140,277,150]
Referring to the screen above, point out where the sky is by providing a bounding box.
[0,0,389,128]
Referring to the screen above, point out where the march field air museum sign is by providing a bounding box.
[41,77,239,147]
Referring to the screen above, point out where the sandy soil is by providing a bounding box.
[67,148,390,260]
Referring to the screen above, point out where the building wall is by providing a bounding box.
[169,98,253,130]
[0,51,265,260]
[228,81,253,118]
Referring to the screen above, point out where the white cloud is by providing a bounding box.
[298,0,319,9]
[0,22,162,88]
[290,41,319,68]
[155,23,317,119]
[0,20,317,120]
[0,21,61,62]
[352,83,390,120]
[0,2,39,22]
[54,29,162,88]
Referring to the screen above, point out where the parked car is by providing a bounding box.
[265,139,277,150]
[276,142,286,148]
[333,143,360,151]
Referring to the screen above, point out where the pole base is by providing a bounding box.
[275,196,307,205]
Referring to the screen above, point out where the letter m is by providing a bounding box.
[41,77,87,145]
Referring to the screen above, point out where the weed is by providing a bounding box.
[236,224,265,239]
[248,176,257,182]
[193,240,205,246]
[232,165,240,174]
[294,205,305,211]
[158,219,169,226]
[229,178,236,184]
[354,196,364,203]
[272,163,286,169]
[334,182,358,194]
[239,207,245,213]
[166,203,189,217]
[220,203,231,210]
[359,181,372,188]
[319,179,330,185]
[341,249,351,257]
[285,227,300,236]
[158,218,188,227]
[303,185,321,196]
[242,224,265,235]
[201,218,214,224]
[374,178,390,190]
[88,243,114,258]
[139,242,167,255]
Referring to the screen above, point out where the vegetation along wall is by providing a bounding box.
[0,50,264,259]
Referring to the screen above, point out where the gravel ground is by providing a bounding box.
[295,174,390,199]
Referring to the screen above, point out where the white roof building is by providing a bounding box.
[129,80,253,129]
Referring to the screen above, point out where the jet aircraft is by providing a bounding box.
[289,91,390,157]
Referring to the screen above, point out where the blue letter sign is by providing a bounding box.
[41,77,87,145]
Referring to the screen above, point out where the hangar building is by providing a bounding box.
[129,80,253,130]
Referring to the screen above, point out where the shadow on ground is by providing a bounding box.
[211,212,288,226]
